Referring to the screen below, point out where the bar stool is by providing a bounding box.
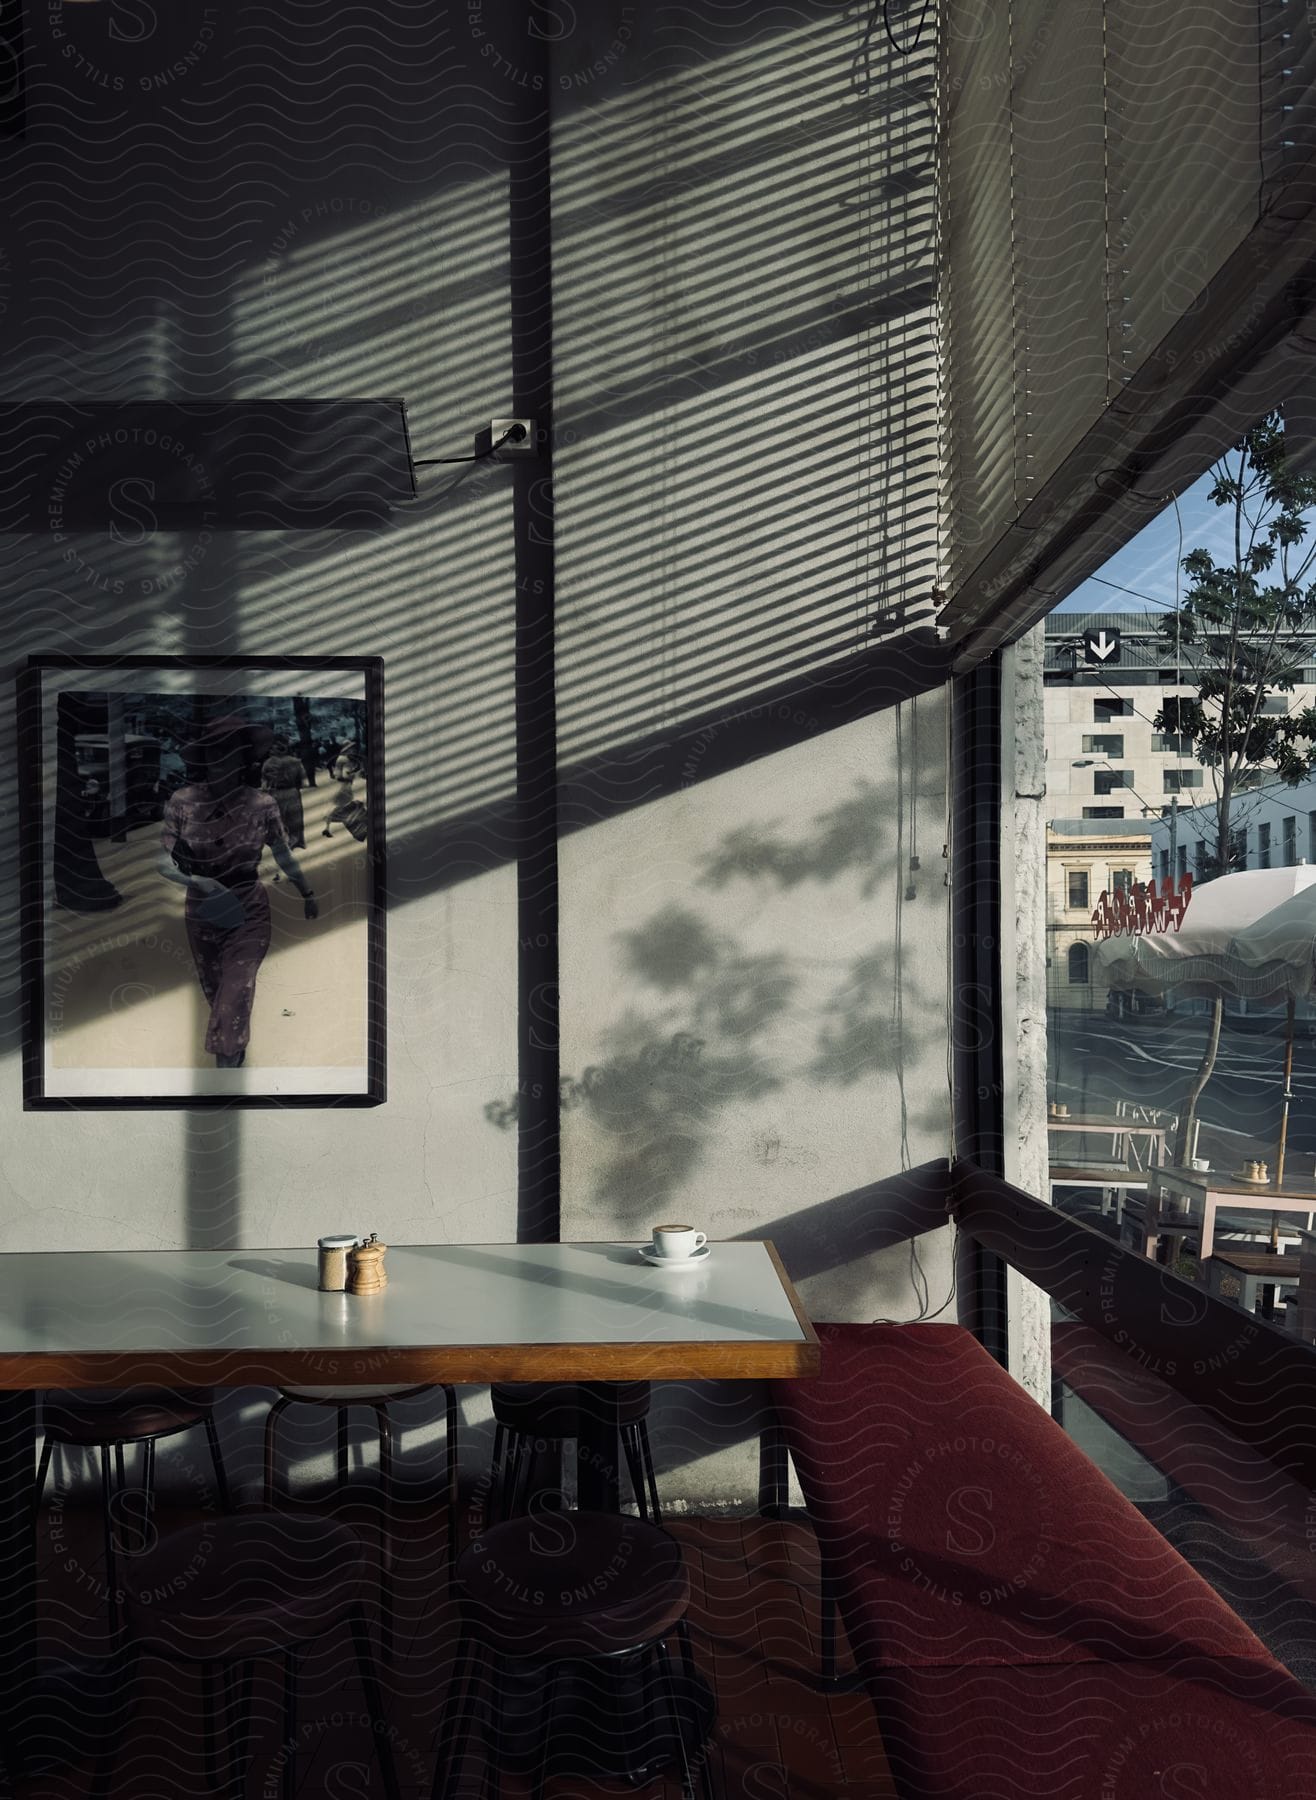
[37,1387,230,1637]
[263,1382,459,1660]
[89,1511,400,1800]
[432,1511,712,1799]
[489,1382,661,1522]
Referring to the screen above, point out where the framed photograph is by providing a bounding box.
[19,655,385,1108]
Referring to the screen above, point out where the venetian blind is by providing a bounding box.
[939,0,1316,660]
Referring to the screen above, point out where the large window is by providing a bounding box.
[1083,806,1124,819]
[1259,822,1272,868]
[1094,698,1131,723]
[1067,943,1090,985]
[1094,769,1133,795]
[1284,816,1297,865]
[1152,732,1192,754]
[1163,769,1203,792]
[1067,870,1089,909]
[1082,733,1125,757]
[1111,868,1134,892]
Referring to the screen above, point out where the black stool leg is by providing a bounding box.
[34,1436,54,1516]
[376,1403,395,1663]
[87,1640,141,1800]
[430,1617,480,1800]
[654,1638,698,1800]
[529,1661,563,1800]
[203,1411,232,1512]
[282,1648,298,1800]
[349,1601,401,1800]
[99,1446,120,1639]
[638,1421,663,1523]
[445,1387,460,1571]
[263,1396,294,1508]
[620,1424,648,1520]
[488,1422,508,1529]
[201,1661,222,1791]
[336,1406,351,1490]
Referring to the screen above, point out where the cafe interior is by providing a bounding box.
[2,3,1316,1797]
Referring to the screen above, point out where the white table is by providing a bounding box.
[0,1240,817,1779]
[1046,1114,1167,1170]
[1145,1170,1316,1262]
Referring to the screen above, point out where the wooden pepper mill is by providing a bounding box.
[347,1232,388,1294]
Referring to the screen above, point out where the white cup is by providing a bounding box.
[651,1223,707,1259]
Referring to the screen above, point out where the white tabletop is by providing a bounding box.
[0,1241,818,1388]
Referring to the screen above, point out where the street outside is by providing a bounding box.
[1049,1008,1316,1175]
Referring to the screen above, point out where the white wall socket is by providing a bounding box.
[490,418,537,458]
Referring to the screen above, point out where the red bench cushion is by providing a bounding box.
[871,1655,1316,1800]
[775,1323,1269,1668]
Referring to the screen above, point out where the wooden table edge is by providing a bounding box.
[0,1337,821,1389]
[762,1238,819,1348]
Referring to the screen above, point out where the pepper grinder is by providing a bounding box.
[347,1232,388,1295]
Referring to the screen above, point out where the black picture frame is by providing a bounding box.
[18,654,386,1109]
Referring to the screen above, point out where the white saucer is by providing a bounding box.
[638,1243,711,1270]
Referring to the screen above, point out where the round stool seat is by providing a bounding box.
[491,1381,651,1437]
[278,1384,432,1405]
[43,1387,215,1445]
[123,1512,370,1661]
[459,1512,689,1659]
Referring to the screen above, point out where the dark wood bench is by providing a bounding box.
[773,1322,1316,1800]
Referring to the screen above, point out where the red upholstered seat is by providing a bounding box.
[776,1323,1268,1668]
[776,1323,1316,1799]
[869,1656,1316,1800]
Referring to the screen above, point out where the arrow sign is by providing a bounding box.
[1084,627,1121,665]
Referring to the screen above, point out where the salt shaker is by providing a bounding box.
[318,1234,360,1292]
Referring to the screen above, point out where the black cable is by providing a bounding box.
[413,425,522,467]
[853,0,931,93]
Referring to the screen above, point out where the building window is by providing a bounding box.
[1082,734,1125,757]
[1231,826,1248,868]
[1094,698,1131,722]
[1284,816,1297,865]
[1259,822,1272,868]
[1260,696,1290,715]
[1151,732,1192,754]
[1068,943,1090,984]
[1163,769,1203,792]
[1111,869,1134,893]
[1067,870,1090,909]
[1093,768,1133,795]
[1310,812,1316,861]
[1194,840,1207,879]
[1176,844,1188,879]
[1159,849,1171,880]
[1083,806,1124,819]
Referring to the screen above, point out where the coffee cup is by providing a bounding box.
[651,1223,707,1259]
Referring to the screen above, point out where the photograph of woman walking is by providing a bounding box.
[24,657,383,1105]
[160,716,319,1068]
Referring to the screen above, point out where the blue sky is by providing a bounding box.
[1062,465,1248,617]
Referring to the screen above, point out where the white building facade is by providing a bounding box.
[1044,611,1316,824]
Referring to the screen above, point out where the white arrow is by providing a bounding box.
[1090,631,1117,661]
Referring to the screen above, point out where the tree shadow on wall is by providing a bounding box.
[485,780,946,1221]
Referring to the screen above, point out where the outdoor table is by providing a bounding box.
[1046,1114,1167,1169]
[1145,1168,1316,1261]
[0,1239,818,1780]
[1203,1247,1303,1317]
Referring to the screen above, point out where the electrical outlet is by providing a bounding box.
[490,418,537,458]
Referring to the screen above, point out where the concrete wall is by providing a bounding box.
[2,2,952,1506]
